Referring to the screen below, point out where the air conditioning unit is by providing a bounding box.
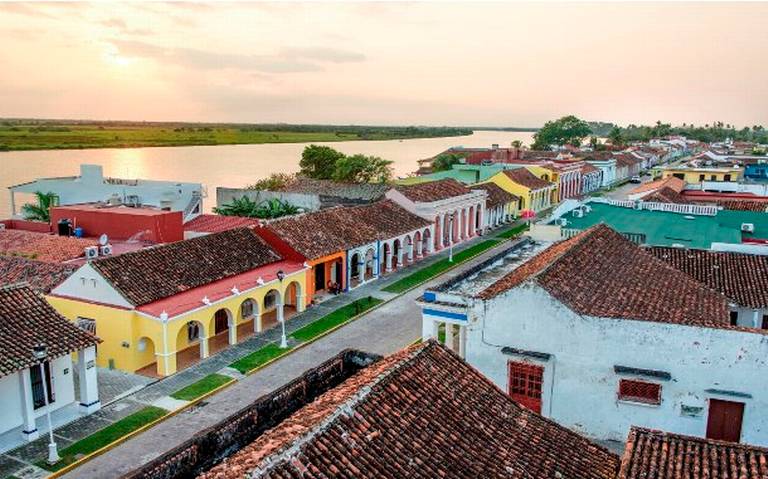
[99,244,113,256]
[84,246,99,259]
[583,205,592,213]
[573,210,584,218]
[559,218,568,226]
[741,223,755,233]
[0,223,5,230]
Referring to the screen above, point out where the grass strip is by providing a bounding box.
[382,239,500,293]
[496,223,529,239]
[290,297,383,342]
[40,406,167,471]
[229,343,289,374]
[169,373,233,401]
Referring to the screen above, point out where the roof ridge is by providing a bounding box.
[247,341,434,476]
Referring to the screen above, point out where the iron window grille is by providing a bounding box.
[618,379,661,405]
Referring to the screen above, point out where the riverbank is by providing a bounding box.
[0,121,473,151]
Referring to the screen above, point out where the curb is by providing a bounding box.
[43,225,525,478]
[47,377,235,478]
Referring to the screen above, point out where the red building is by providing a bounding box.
[50,203,184,243]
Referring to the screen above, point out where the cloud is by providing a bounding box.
[109,39,364,74]
[281,47,366,64]
[100,18,153,36]
[0,3,54,18]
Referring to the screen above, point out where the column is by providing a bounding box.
[200,335,209,359]
[385,246,393,272]
[254,313,262,333]
[436,216,444,250]
[277,300,284,323]
[77,346,101,414]
[445,323,455,351]
[19,369,39,441]
[754,310,761,328]
[459,326,467,358]
[397,243,404,268]
[228,317,237,345]
[297,295,306,313]
[415,238,422,259]
[358,258,366,284]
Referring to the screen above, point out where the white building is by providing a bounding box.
[387,178,487,253]
[0,285,100,445]
[10,164,205,222]
[419,225,768,446]
[585,158,617,187]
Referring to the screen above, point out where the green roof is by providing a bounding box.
[396,164,522,186]
[553,202,768,249]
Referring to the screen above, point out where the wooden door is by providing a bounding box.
[706,399,744,442]
[214,310,229,335]
[508,361,544,414]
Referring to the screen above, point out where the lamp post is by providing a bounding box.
[448,213,455,263]
[276,270,288,349]
[32,344,60,465]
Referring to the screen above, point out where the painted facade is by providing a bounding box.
[482,170,555,213]
[662,166,744,184]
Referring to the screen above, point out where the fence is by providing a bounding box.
[122,349,380,479]
[589,197,717,216]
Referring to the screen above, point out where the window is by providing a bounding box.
[30,362,55,409]
[264,291,278,310]
[618,379,661,405]
[699,174,706,182]
[673,173,685,180]
[724,174,732,182]
[240,299,255,319]
[762,315,768,330]
[187,321,200,341]
[730,311,739,326]
[76,317,96,334]
[508,361,544,413]
[710,175,717,181]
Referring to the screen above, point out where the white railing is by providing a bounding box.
[561,228,581,239]
[588,197,717,216]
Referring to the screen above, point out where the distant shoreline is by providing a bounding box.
[0,120,484,152]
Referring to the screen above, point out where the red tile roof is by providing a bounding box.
[618,427,768,479]
[200,341,620,479]
[478,225,731,328]
[348,200,432,238]
[642,186,691,204]
[0,229,94,263]
[649,247,768,309]
[267,207,379,260]
[502,168,553,190]
[580,163,600,174]
[183,214,259,234]
[396,178,474,202]
[91,228,282,306]
[710,200,768,212]
[0,256,76,293]
[629,176,685,196]
[470,182,517,208]
[0,285,100,377]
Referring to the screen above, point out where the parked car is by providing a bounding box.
[630,175,642,183]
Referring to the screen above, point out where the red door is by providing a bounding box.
[706,399,744,442]
[508,361,544,414]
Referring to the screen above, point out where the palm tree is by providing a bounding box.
[21,191,57,222]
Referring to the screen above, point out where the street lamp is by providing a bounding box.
[32,344,60,465]
[448,213,455,263]
[276,270,288,349]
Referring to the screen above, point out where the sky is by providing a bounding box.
[1,1,767,128]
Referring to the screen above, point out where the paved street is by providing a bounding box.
[62,233,519,478]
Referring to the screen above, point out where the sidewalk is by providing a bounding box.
[0,223,521,479]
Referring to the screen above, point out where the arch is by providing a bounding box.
[422,227,431,255]
[413,231,422,258]
[174,319,208,373]
[350,252,361,279]
[261,288,283,331]
[239,297,259,321]
[393,238,402,269]
[283,280,303,313]
[365,247,376,278]
[404,234,414,262]
[209,308,233,338]
[135,336,156,373]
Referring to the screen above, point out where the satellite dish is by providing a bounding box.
[99,234,109,246]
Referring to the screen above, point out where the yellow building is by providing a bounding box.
[482,168,557,213]
[48,228,307,377]
[661,166,743,184]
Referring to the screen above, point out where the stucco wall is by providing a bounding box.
[217,188,320,212]
[466,283,768,445]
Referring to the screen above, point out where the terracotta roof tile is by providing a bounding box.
[649,246,768,309]
[629,176,685,195]
[267,208,379,260]
[502,168,553,190]
[470,182,517,208]
[396,178,474,202]
[183,214,260,234]
[478,225,730,328]
[0,256,76,293]
[0,229,93,263]
[91,228,282,306]
[200,341,620,479]
[618,427,768,479]
[347,200,432,238]
[642,186,691,204]
[710,200,768,212]
[0,285,100,377]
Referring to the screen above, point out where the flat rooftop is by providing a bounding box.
[53,203,178,217]
[553,202,768,248]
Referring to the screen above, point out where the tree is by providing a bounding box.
[21,191,57,222]
[531,115,592,149]
[431,153,465,172]
[246,173,296,191]
[607,126,624,146]
[299,145,345,179]
[332,154,393,183]
[510,140,523,148]
[213,196,299,219]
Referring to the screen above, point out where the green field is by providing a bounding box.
[290,296,383,342]
[169,373,233,401]
[0,120,472,151]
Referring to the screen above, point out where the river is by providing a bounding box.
[0,130,534,216]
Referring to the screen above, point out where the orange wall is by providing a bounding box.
[307,252,346,302]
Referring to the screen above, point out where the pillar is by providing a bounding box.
[415,238,423,259]
[19,369,39,441]
[358,257,366,284]
[297,295,306,313]
[277,300,284,323]
[397,243,404,268]
[754,310,761,328]
[459,326,467,358]
[435,216,443,250]
[407,240,414,262]
[254,313,262,333]
[445,323,455,351]
[227,317,237,346]
[200,334,209,359]
[77,346,101,414]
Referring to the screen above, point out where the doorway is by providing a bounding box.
[315,264,326,292]
[214,309,229,335]
[706,399,744,442]
[507,361,544,414]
